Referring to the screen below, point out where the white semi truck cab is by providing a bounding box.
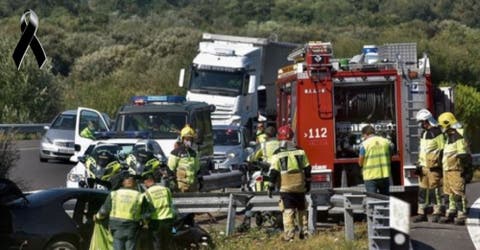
[180,33,297,134]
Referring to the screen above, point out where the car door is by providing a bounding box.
[72,107,110,162]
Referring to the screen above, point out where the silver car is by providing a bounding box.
[39,110,77,162]
[212,125,254,170]
[40,109,111,162]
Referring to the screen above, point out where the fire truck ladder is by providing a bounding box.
[395,45,425,166]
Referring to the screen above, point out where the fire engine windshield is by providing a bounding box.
[116,112,187,139]
[189,68,246,96]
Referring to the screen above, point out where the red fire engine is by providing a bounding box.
[276,41,441,189]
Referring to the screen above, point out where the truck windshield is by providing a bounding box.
[189,68,245,96]
[116,112,186,139]
[213,128,241,146]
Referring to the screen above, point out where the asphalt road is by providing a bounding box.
[9,140,74,191]
[7,140,480,248]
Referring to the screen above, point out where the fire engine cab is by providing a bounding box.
[276,41,437,190]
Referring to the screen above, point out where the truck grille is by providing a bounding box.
[212,104,234,121]
[213,153,226,163]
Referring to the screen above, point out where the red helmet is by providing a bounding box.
[277,125,293,140]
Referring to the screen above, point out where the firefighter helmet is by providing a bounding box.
[438,112,458,128]
[277,125,293,140]
[180,124,195,139]
[415,109,438,126]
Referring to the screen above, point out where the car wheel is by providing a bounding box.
[40,156,48,162]
[45,241,77,250]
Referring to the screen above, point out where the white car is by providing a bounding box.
[212,125,254,171]
[66,138,166,188]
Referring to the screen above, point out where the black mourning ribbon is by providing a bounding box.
[12,9,47,70]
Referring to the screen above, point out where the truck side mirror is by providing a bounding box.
[247,75,256,94]
[178,68,185,87]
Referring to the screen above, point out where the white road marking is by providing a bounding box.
[18,147,39,151]
[466,197,480,249]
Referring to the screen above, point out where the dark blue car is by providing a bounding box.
[0,179,212,250]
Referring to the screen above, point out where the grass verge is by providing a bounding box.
[204,222,368,250]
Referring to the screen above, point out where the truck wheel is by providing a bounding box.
[45,241,77,250]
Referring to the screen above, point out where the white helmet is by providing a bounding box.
[415,109,438,126]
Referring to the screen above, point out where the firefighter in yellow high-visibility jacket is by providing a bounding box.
[438,112,469,225]
[167,124,200,192]
[412,109,445,223]
[268,125,311,242]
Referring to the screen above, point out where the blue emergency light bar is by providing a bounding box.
[131,95,186,105]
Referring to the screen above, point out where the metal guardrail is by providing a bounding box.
[172,187,411,250]
[0,123,48,133]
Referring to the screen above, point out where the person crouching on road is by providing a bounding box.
[358,125,394,195]
[268,125,312,242]
[413,109,445,223]
[143,173,175,250]
[168,124,200,192]
[438,112,469,225]
[95,174,145,250]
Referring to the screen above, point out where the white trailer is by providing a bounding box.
[179,33,297,133]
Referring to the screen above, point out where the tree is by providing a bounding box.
[0,132,18,179]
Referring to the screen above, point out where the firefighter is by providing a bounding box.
[438,112,469,225]
[143,173,175,250]
[251,126,280,163]
[256,122,267,143]
[80,120,97,140]
[413,109,445,223]
[268,125,312,241]
[168,124,200,192]
[95,174,145,250]
[358,125,393,195]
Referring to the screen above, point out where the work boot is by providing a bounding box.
[439,214,455,224]
[430,214,441,223]
[299,230,310,240]
[282,236,294,242]
[413,214,428,223]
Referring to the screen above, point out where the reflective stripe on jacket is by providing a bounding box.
[110,189,143,221]
[168,146,199,185]
[252,139,281,162]
[144,185,174,220]
[418,126,444,168]
[270,148,310,193]
[361,136,391,180]
[442,129,467,171]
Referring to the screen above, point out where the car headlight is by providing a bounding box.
[227,152,236,159]
[67,173,82,182]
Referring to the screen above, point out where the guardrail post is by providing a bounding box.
[226,193,236,236]
[344,195,355,241]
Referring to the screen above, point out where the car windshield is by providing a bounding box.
[213,128,241,146]
[117,112,186,139]
[51,114,76,130]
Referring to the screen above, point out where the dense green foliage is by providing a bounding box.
[1,0,480,129]
[0,132,19,178]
